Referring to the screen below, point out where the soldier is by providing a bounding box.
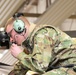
[5,13,76,75]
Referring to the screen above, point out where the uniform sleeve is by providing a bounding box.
[17,27,58,73]
[17,27,75,75]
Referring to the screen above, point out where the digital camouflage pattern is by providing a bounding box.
[11,24,76,75]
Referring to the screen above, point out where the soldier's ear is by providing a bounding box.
[14,34,18,39]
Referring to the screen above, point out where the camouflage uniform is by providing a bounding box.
[11,24,76,75]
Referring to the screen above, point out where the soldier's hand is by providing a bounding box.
[10,43,23,58]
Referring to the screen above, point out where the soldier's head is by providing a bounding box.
[5,13,30,46]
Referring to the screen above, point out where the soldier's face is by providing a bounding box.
[6,23,29,46]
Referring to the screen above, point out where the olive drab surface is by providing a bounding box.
[11,24,76,75]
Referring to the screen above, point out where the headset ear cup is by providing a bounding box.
[13,19,25,33]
